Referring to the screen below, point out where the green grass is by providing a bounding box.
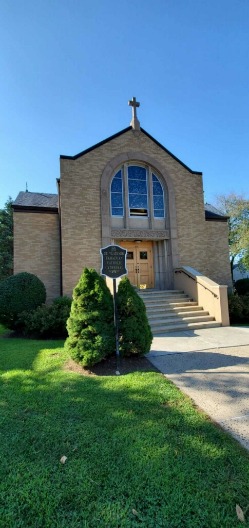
[0,339,249,527]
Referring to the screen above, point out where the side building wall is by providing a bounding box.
[204,220,232,287]
[13,211,61,303]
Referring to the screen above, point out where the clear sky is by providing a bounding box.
[1,0,248,209]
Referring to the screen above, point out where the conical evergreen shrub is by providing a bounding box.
[117,277,153,356]
[65,268,115,367]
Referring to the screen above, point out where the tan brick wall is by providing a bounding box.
[60,128,231,294]
[13,212,61,303]
[204,221,232,286]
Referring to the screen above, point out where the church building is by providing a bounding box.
[13,98,232,326]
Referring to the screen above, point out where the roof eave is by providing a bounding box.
[60,126,202,174]
[13,205,58,214]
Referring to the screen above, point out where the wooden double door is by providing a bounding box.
[120,240,154,289]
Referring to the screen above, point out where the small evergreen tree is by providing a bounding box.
[65,268,115,367]
[117,277,153,356]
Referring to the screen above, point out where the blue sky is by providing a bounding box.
[1,0,248,209]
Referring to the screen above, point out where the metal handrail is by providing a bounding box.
[174,269,219,299]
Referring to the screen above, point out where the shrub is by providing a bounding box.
[228,293,249,324]
[117,277,153,356]
[0,272,46,329]
[65,268,115,367]
[19,296,72,338]
[234,278,249,296]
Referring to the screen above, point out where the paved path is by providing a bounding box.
[147,326,249,452]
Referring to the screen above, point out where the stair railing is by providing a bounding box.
[174,266,230,326]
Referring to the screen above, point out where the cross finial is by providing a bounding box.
[128,96,140,130]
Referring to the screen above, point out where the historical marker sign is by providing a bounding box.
[100,244,127,279]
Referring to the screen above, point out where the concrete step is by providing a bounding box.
[138,288,218,335]
[152,321,221,334]
[146,305,202,315]
[139,289,184,296]
[148,310,210,320]
[149,315,215,327]
[144,299,195,308]
[140,292,189,299]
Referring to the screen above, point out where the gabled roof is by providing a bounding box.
[13,192,58,212]
[60,126,202,175]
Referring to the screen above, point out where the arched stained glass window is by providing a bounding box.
[110,165,165,218]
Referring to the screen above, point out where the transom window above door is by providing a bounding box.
[110,164,165,218]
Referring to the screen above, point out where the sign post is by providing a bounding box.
[100,245,127,375]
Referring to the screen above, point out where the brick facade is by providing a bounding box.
[13,126,232,301]
[13,212,61,303]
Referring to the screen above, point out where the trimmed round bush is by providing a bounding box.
[19,296,72,338]
[65,268,115,367]
[117,277,153,356]
[234,278,249,296]
[0,272,46,329]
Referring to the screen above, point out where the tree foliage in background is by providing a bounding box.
[0,197,13,281]
[215,193,249,280]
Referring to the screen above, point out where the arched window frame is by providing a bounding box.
[110,163,165,219]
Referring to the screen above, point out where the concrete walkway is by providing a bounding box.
[147,326,249,452]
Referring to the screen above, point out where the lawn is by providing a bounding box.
[0,338,249,527]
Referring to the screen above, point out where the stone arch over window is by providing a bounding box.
[101,151,179,271]
[110,164,165,219]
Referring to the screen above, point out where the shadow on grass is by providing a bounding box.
[1,339,249,527]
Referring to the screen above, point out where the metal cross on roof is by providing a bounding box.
[128,96,140,130]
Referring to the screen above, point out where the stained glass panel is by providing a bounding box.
[129,194,147,208]
[111,170,124,216]
[128,166,146,181]
[154,209,164,218]
[128,180,147,194]
[112,207,123,216]
[112,194,123,207]
[153,181,163,195]
[153,195,164,209]
[152,173,164,218]
[111,177,122,193]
